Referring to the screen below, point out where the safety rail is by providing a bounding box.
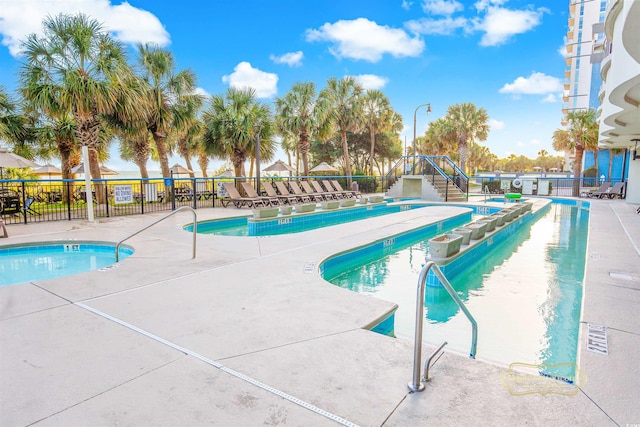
[115,206,197,261]
[408,261,478,392]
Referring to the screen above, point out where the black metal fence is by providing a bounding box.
[470,176,627,198]
[0,175,385,225]
[2,174,625,226]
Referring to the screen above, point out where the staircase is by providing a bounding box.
[385,155,468,202]
[430,174,467,202]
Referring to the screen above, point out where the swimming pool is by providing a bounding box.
[188,202,502,236]
[0,241,134,286]
[322,200,588,378]
[188,202,429,236]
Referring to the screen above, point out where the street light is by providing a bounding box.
[412,103,431,174]
[254,125,261,192]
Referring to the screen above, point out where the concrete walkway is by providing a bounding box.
[1,197,638,426]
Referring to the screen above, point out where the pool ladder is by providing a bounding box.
[115,206,198,261]
[408,261,478,392]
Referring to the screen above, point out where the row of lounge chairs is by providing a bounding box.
[221,180,361,209]
[583,181,626,199]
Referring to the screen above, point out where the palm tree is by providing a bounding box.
[362,90,394,176]
[20,13,130,184]
[537,149,549,172]
[201,87,274,179]
[424,117,456,156]
[441,103,490,174]
[136,44,202,178]
[173,100,204,178]
[318,77,364,185]
[552,109,599,196]
[275,82,321,177]
[0,87,29,144]
[118,131,153,178]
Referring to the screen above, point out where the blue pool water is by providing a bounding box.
[189,203,430,236]
[323,201,588,376]
[189,202,501,236]
[0,242,134,286]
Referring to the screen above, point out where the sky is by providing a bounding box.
[0,0,569,172]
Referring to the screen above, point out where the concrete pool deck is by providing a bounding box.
[1,197,638,426]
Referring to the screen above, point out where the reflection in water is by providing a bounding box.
[327,203,588,376]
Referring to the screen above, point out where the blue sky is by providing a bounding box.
[0,0,568,172]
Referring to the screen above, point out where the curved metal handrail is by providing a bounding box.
[408,261,478,392]
[115,206,197,261]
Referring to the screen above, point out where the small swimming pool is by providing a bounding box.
[322,200,588,379]
[0,242,134,286]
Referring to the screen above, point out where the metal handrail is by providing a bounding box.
[408,261,478,392]
[115,206,197,261]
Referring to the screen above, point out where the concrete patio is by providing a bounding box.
[1,197,638,426]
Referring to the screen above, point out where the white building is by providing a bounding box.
[563,0,607,171]
[597,0,640,204]
[563,0,607,115]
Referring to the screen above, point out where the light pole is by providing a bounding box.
[412,103,431,174]
[254,125,261,192]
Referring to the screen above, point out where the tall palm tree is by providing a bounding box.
[20,13,131,183]
[173,100,204,178]
[441,103,489,174]
[362,90,394,176]
[318,77,364,185]
[552,109,599,196]
[201,87,275,179]
[275,82,321,177]
[136,44,202,178]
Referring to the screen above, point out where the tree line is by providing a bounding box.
[0,13,601,193]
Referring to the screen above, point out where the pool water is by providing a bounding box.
[0,242,134,286]
[325,203,588,376]
[191,203,429,236]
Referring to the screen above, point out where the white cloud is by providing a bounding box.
[402,0,413,11]
[192,87,211,100]
[499,72,562,95]
[489,118,505,130]
[531,139,541,146]
[422,0,464,16]
[405,16,468,35]
[0,0,169,57]
[306,18,424,62]
[541,93,558,103]
[351,74,389,90]
[270,51,303,67]
[221,62,278,98]
[474,6,546,46]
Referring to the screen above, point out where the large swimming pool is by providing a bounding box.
[0,242,134,286]
[322,201,588,378]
